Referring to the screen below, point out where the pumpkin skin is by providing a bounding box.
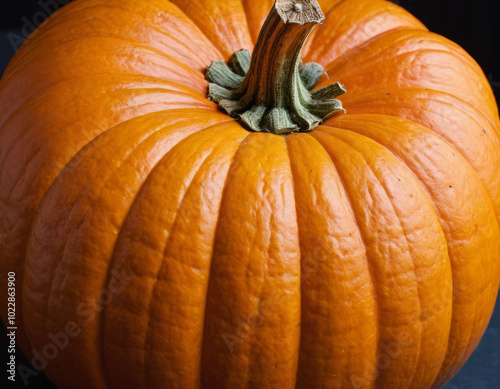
[1,0,499,388]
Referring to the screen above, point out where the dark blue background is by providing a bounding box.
[1,0,500,387]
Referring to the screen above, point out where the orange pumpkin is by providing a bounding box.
[1,0,499,388]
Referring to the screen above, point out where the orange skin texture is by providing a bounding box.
[0,0,499,388]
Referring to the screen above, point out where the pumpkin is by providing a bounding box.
[1,0,499,387]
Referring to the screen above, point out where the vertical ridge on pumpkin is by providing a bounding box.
[98,121,246,388]
[285,133,378,387]
[0,79,223,364]
[23,114,235,388]
[198,129,254,386]
[316,125,454,387]
[200,133,301,388]
[102,123,246,387]
[24,114,194,388]
[312,127,453,388]
[312,131,383,389]
[141,123,247,388]
[322,115,500,388]
[282,134,303,387]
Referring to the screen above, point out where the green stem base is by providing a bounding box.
[206,0,346,135]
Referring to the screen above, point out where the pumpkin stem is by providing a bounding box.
[206,0,346,135]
